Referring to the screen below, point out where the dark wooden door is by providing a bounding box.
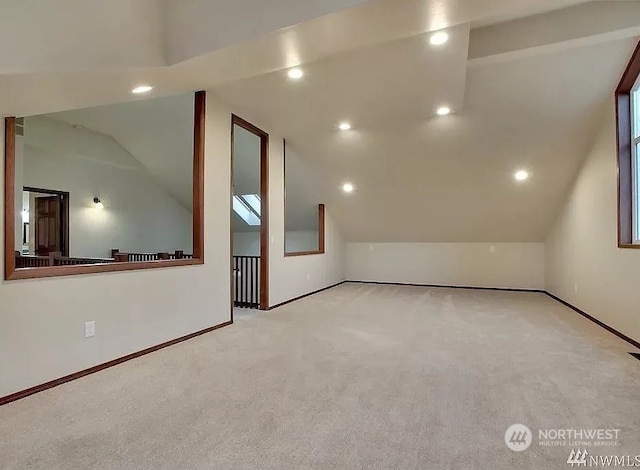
[35,196,61,255]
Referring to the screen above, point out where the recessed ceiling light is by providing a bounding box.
[342,183,354,193]
[131,85,153,94]
[515,170,529,181]
[287,68,304,80]
[436,106,451,116]
[339,122,352,131]
[430,31,449,46]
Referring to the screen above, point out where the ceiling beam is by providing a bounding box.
[468,1,640,67]
[0,0,164,74]
[163,0,374,65]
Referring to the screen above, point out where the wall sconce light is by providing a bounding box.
[93,197,104,210]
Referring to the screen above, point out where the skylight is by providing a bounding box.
[233,194,261,226]
[242,194,261,216]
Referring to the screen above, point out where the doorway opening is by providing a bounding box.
[231,115,269,316]
[22,186,69,257]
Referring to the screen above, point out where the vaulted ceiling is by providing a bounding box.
[0,0,599,117]
[45,94,195,210]
[2,0,639,242]
[214,1,640,242]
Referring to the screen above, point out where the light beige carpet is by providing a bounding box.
[1,283,639,469]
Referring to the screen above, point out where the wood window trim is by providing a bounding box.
[231,114,270,309]
[616,40,640,249]
[282,138,326,258]
[3,91,207,280]
[24,186,70,257]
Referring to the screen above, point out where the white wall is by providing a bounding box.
[346,242,545,290]
[0,94,349,398]
[233,232,260,256]
[22,117,192,258]
[268,137,346,306]
[546,104,640,343]
[285,231,320,253]
[0,93,232,398]
[233,230,319,256]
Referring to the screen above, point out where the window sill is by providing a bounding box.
[5,258,204,281]
[284,250,325,257]
[618,243,640,249]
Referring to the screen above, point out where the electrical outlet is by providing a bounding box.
[489,245,496,253]
[369,244,374,251]
[574,282,578,293]
[306,273,311,280]
[85,321,95,338]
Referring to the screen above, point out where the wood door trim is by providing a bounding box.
[4,117,16,280]
[231,114,270,309]
[230,116,235,322]
[25,187,70,257]
[193,91,206,260]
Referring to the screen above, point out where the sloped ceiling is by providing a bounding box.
[2,0,639,243]
[45,94,195,210]
[0,0,590,76]
[213,2,640,242]
[0,0,598,117]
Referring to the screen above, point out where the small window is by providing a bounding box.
[616,41,640,248]
[233,194,261,226]
[242,194,261,216]
[633,77,640,242]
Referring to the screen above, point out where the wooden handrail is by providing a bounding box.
[111,249,194,262]
[15,250,194,268]
[15,252,113,268]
